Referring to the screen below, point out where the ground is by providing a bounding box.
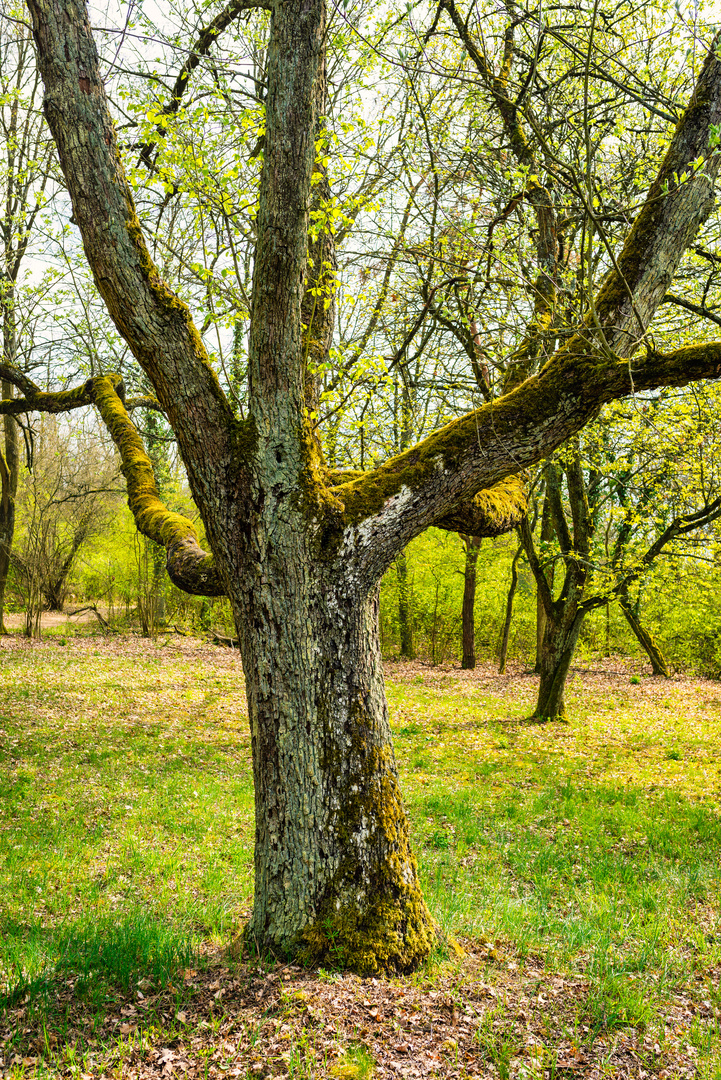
[0,633,720,1079]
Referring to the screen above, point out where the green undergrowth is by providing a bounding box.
[0,639,254,1006]
[1,640,721,1073]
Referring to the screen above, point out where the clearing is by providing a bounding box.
[0,634,720,1079]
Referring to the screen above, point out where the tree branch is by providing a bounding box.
[432,476,527,536]
[662,291,721,329]
[336,36,721,575]
[0,372,121,415]
[26,0,238,511]
[91,376,226,597]
[1,368,225,596]
[138,0,271,169]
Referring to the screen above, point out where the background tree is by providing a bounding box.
[519,386,721,718]
[0,8,54,632]
[10,416,119,635]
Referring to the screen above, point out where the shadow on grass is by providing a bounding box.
[0,908,198,1011]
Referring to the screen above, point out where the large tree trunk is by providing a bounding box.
[230,557,434,969]
[217,0,435,968]
[460,535,481,669]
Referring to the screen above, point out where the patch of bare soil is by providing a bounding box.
[3,610,98,630]
[1,947,710,1079]
[0,629,242,667]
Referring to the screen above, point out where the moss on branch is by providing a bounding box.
[434,476,528,536]
[330,335,721,537]
[91,376,226,597]
[0,377,107,416]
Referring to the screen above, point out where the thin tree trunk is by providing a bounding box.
[0,303,20,631]
[535,490,554,673]
[620,596,670,677]
[42,520,91,611]
[534,611,585,720]
[396,549,414,659]
[499,544,523,674]
[0,397,19,633]
[461,535,481,669]
[605,600,611,656]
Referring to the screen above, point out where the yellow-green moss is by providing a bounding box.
[295,416,346,553]
[92,375,224,594]
[330,411,484,527]
[296,710,437,974]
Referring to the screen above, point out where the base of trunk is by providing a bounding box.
[297,882,436,974]
[296,760,436,973]
[234,572,437,976]
[250,750,437,973]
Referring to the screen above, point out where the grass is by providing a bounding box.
[387,664,721,1023]
[1,637,721,1075]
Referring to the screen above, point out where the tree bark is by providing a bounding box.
[499,543,522,674]
[620,593,670,677]
[232,571,434,970]
[395,549,414,660]
[0,382,19,633]
[534,488,554,673]
[535,610,585,721]
[460,535,481,669]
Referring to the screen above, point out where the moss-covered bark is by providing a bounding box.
[90,377,226,597]
[232,572,435,971]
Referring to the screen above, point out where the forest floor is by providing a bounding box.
[1,633,720,1080]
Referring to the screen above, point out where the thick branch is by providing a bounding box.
[0,372,121,415]
[91,377,225,597]
[337,35,721,573]
[126,395,165,413]
[329,470,527,538]
[1,369,224,595]
[26,0,238,504]
[593,38,721,350]
[433,476,527,536]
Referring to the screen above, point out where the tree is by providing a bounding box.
[10,416,119,634]
[0,10,54,632]
[519,390,721,719]
[459,534,482,669]
[5,0,721,971]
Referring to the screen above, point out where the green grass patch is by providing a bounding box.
[1,642,721,1072]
